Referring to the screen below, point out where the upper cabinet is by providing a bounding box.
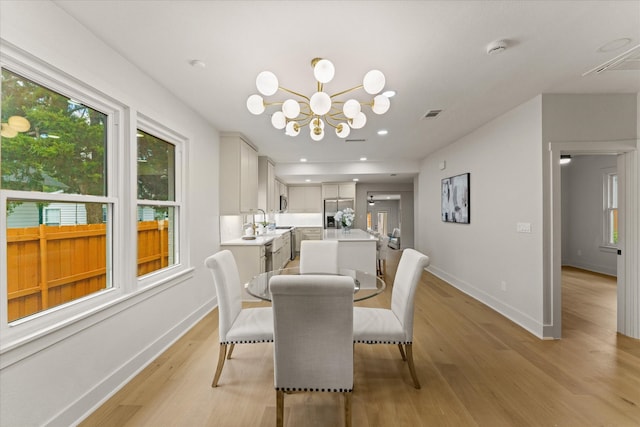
[322,182,356,199]
[288,185,322,213]
[258,156,276,212]
[220,133,258,214]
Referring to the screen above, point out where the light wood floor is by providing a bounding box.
[80,253,640,426]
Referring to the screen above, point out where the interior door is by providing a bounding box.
[616,154,626,333]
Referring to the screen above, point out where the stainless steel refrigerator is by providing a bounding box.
[324,198,354,228]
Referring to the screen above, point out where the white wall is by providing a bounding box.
[417,93,638,339]
[417,96,545,336]
[0,2,220,426]
[562,155,618,276]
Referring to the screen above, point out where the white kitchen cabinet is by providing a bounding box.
[288,185,322,213]
[223,244,266,300]
[258,156,276,212]
[220,133,258,214]
[322,182,356,199]
[295,226,323,253]
[271,231,291,270]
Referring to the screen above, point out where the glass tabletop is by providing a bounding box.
[245,267,386,302]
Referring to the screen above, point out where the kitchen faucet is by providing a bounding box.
[257,209,266,224]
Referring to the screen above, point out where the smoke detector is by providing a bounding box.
[486,40,507,55]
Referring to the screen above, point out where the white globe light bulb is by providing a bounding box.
[256,71,279,96]
[336,123,351,138]
[310,127,324,141]
[372,95,390,115]
[350,112,367,129]
[363,69,385,95]
[246,94,265,115]
[282,99,301,119]
[271,111,286,129]
[285,121,300,136]
[313,59,335,83]
[343,99,361,119]
[309,92,331,116]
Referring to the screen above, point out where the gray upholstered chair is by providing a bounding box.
[353,248,429,388]
[299,240,339,274]
[270,274,354,427]
[388,227,401,250]
[204,250,273,387]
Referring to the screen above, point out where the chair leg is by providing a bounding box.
[344,392,352,427]
[211,344,228,387]
[226,343,235,359]
[405,344,421,389]
[276,390,285,427]
[397,344,406,361]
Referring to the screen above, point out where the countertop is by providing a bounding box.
[322,229,378,242]
[220,228,293,246]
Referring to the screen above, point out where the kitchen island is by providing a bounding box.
[322,228,378,275]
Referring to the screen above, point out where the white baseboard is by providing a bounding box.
[50,297,217,427]
[427,266,544,339]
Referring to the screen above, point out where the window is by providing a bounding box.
[2,68,112,322]
[136,127,181,278]
[604,172,618,246]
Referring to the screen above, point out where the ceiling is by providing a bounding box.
[55,1,640,184]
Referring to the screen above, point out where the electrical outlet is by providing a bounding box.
[501,281,507,291]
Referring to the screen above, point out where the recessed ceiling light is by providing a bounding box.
[360,157,367,161]
[352,178,359,182]
[382,90,396,98]
[300,158,307,162]
[377,129,388,136]
[305,179,311,182]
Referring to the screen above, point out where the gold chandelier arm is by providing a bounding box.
[279,86,310,101]
[329,84,364,99]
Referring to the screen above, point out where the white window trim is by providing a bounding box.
[601,168,618,250]
[0,42,192,362]
[135,114,189,288]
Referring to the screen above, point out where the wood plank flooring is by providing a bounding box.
[80,253,640,426]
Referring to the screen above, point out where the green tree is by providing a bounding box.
[1,69,106,222]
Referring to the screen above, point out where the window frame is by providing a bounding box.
[0,42,192,358]
[602,170,618,248]
[135,114,187,287]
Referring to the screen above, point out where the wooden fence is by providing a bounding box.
[6,220,169,322]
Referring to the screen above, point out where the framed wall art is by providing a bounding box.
[441,172,470,224]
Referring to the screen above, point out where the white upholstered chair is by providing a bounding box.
[270,274,354,427]
[353,248,429,388]
[299,240,339,274]
[205,250,273,387]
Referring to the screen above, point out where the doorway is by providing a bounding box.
[560,155,619,334]
[548,140,639,339]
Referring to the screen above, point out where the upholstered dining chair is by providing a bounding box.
[204,250,273,387]
[353,248,429,388]
[299,240,339,274]
[270,274,354,427]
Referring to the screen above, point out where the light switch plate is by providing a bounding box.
[517,222,532,233]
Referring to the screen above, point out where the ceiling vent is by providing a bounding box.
[583,44,640,76]
[345,138,366,142]
[423,109,443,119]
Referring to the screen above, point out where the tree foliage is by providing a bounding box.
[1,69,107,221]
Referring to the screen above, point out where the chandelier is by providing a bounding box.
[246,58,391,141]
[1,115,30,138]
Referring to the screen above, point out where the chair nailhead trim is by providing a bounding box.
[222,339,274,344]
[275,387,353,392]
[353,340,412,344]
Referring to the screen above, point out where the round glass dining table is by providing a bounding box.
[245,267,386,302]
